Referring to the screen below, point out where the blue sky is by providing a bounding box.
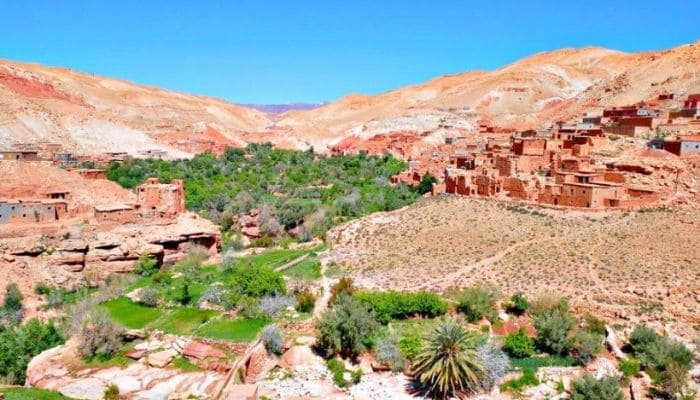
[0,1,697,104]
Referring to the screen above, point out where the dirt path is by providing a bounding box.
[313,252,334,319]
[426,238,544,290]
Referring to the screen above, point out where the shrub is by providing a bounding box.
[503,328,536,358]
[135,254,158,277]
[351,368,362,384]
[506,293,529,315]
[375,338,406,372]
[34,282,52,296]
[231,264,286,298]
[260,295,295,317]
[413,320,486,398]
[529,294,569,315]
[355,290,447,324]
[238,297,266,320]
[326,358,349,388]
[629,325,693,373]
[316,294,379,357]
[573,330,603,363]
[478,342,509,391]
[583,313,607,336]
[200,286,227,305]
[261,325,284,355]
[75,309,124,358]
[1,283,24,325]
[137,287,159,307]
[328,277,355,306]
[457,285,500,323]
[533,304,575,356]
[659,361,697,400]
[104,384,120,400]
[295,289,316,313]
[398,333,422,362]
[571,374,623,400]
[619,358,641,378]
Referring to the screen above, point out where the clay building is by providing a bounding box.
[0,199,68,224]
[95,204,137,224]
[0,150,40,161]
[136,178,186,219]
[663,135,700,156]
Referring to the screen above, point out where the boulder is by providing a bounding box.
[182,341,226,360]
[279,346,318,368]
[147,349,178,368]
[58,377,107,400]
[125,348,147,360]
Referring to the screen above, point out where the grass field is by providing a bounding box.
[101,297,165,329]
[195,318,268,342]
[282,258,321,280]
[153,308,220,335]
[0,388,73,400]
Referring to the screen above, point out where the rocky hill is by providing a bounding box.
[1,41,698,156]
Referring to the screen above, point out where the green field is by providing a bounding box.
[101,297,165,329]
[153,308,220,335]
[0,388,74,400]
[282,258,321,280]
[195,318,268,342]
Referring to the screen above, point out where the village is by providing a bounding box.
[382,93,700,209]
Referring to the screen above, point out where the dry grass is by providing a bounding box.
[328,196,700,337]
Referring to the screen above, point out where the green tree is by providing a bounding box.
[571,374,623,400]
[231,264,286,298]
[573,330,603,363]
[413,320,486,399]
[316,294,379,357]
[415,174,438,195]
[1,283,24,325]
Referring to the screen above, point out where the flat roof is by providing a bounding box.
[95,204,134,212]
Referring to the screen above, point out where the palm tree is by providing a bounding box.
[413,320,486,399]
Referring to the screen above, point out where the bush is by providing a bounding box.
[583,313,607,336]
[316,294,379,357]
[500,368,539,394]
[478,342,509,390]
[457,285,500,323]
[573,330,603,363]
[1,283,24,325]
[200,286,227,305]
[506,293,529,315]
[355,290,447,324]
[260,295,295,317]
[571,374,623,400]
[75,309,124,358]
[34,282,52,296]
[0,319,64,384]
[629,325,694,373]
[326,358,349,388]
[238,297,266,320]
[104,384,120,400]
[295,289,316,313]
[231,264,286,298]
[135,254,158,277]
[619,358,640,378]
[533,304,575,356]
[375,338,406,372]
[398,333,422,362]
[503,328,536,358]
[328,277,355,306]
[261,325,284,355]
[137,287,159,307]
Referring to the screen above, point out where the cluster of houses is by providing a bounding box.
[393,93,700,209]
[0,176,185,227]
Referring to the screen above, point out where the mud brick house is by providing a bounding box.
[136,178,186,219]
[670,93,700,119]
[0,199,68,224]
[95,204,137,224]
[70,168,107,180]
[663,135,700,156]
[0,150,40,161]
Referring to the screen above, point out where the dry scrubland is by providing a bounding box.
[328,196,699,336]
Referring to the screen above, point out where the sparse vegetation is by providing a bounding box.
[456,284,500,323]
[570,374,623,400]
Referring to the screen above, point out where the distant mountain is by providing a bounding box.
[242,102,326,114]
[1,41,698,156]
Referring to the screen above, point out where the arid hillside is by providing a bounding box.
[0,60,293,156]
[280,41,700,149]
[327,196,700,338]
[1,42,698,156]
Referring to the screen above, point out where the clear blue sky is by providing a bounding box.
[0,1,697,104]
